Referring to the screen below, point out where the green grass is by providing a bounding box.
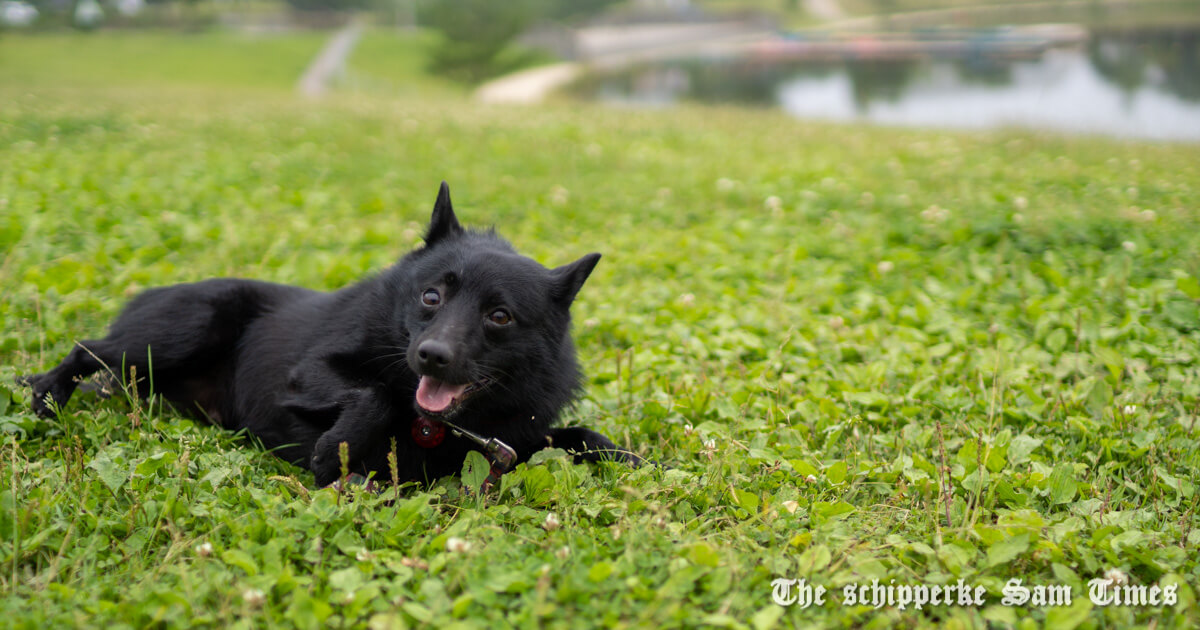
[3,29,1200,629]
[342,28,466,97]
[0,31,327,90]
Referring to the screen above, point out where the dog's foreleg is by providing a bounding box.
[309,389,394,487]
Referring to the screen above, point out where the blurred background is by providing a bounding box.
[1,0,1198,141]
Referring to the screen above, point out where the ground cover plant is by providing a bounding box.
[2,31,1200,629]
[343,29,465,97]
[0,31,327,90]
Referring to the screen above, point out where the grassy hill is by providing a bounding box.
[2,28,1199,628]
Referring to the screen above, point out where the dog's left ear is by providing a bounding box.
[425,181,464,245]
[550,253,601,305]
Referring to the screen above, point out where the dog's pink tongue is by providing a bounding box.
[416,376,468,413]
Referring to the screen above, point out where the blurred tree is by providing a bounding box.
[421,0,539,81]
[544,0,619,21]
[421,0,619,82]
[286,0,370,12]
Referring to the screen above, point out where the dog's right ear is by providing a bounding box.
[550,252,602,306]
[425,181,463,245]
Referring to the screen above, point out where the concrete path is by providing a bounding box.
[297,16,366,98]
[803,0,846,21]
[475,63,585,104]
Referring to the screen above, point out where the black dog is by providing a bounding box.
[27,183,636,486]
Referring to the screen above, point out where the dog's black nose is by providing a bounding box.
[416,339,453,369]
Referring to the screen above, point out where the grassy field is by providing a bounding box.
[2,29,1200,629]
[0,31,327,90]
[342,29,465,97]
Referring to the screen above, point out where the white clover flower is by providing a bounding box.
[782,500,799,514]
[195,542,213,557]
[683,423,694,436]
[583,318,599,328]
[678,293,695,307]
[1122,241,1136,252]
[804,474,818,484]
[1122,405,1137,415]
[356,549,374,562]
[242,589,266,608]
[446,537,472,553]
[543,512,561,532]
[1139,209,1157,222]
[550,186,569,206]
[764,196,783,211]
[1104,568,1130,586]
[1013,196,1028,210]
[877,261,894,274]
[828,316,845,330]
[702,438,717,450]
[716,178,735,192]
[920,205,949,222]
[556,546,571,559]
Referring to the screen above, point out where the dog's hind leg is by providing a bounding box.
[27,279,302,418]
[541,427,644,466]
[26,338,128,418]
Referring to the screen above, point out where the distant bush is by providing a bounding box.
[419,0,539,81]
[284,0,369,12]
[420,0,618,82]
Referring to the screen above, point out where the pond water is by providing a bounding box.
[575,27,1200,142]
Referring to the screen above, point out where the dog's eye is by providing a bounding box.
[421,289,441,306]
[488,309,512,326]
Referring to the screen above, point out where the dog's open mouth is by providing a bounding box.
[415,375,487,417]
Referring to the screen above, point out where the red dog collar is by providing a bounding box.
[411,416,446,448]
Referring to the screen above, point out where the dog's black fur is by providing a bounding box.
[26,183,636,486]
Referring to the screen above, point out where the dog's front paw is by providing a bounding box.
[310,436,345,487]
[25,373,64,419]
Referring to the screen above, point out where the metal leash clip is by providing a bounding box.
[438,418,518,492]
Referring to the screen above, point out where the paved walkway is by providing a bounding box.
[475,63,585,104]
[803,0,846,21]
[297,16,366,98]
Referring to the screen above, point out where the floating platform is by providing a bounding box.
[749,24,1089,62]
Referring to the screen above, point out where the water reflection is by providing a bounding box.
[576,28,1200,141]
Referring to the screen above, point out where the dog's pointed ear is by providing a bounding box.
[550,253,601,305]
[425,181,463,245]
